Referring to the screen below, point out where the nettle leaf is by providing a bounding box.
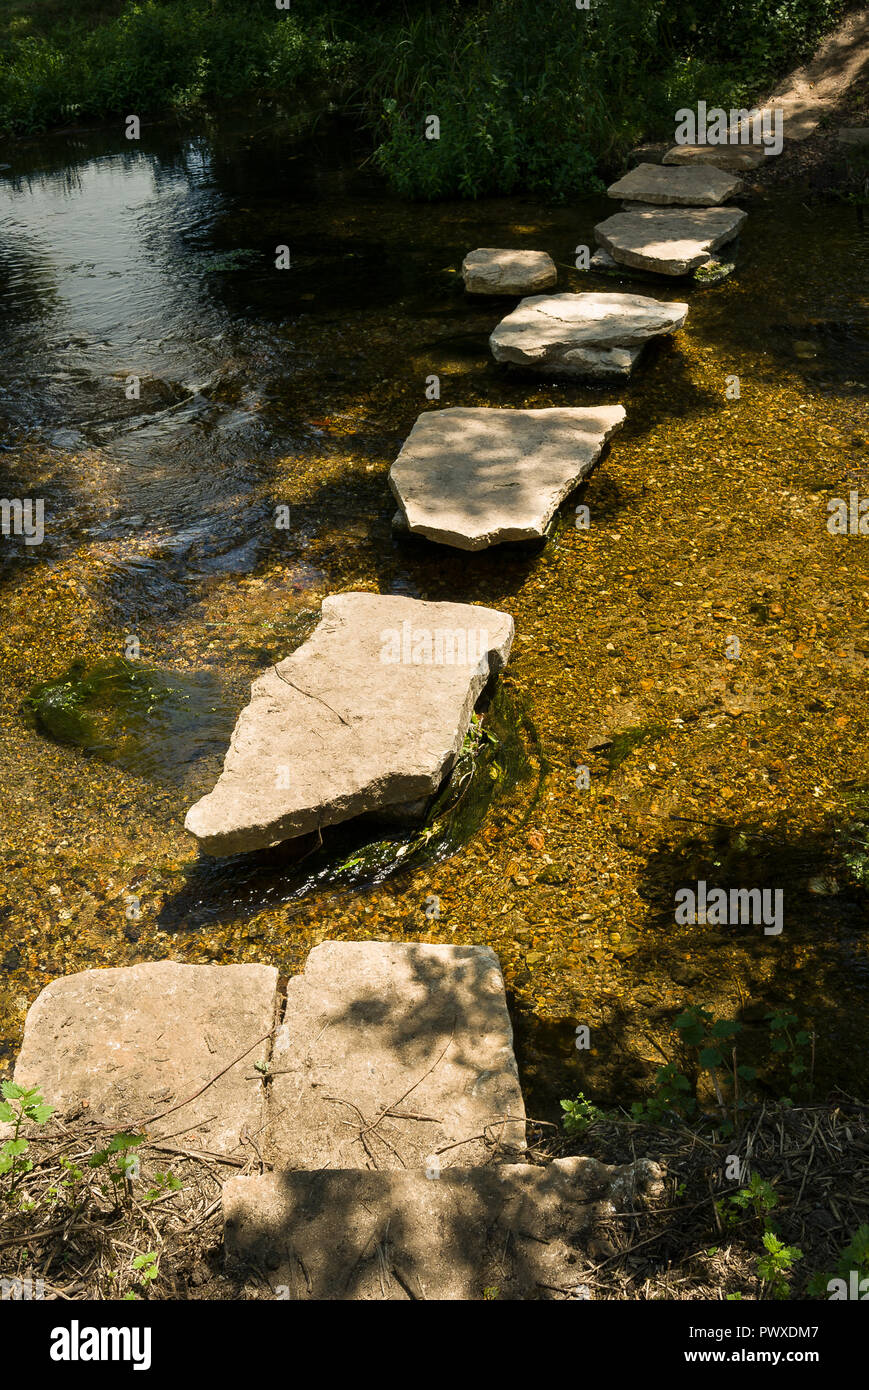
[26,1103,54,1124]
[1,1081,25,1100]
[771,1037,789,1053]
[0,1101,16,1123]
[843,1225,869,1268]
[710,1020,742,1039]
[677,1023,705,1046]
[699,1047,724,1069]
[108,1132,144,1152]
[2,1138,29,1158]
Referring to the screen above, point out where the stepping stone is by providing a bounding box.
[663,144,766,171]
[626,143,668,167]
[389,406,626,551]
[461,248,557,295]
[223,1156,665,1299]
[595,206,746,277]
[588,245,733,288]
[606,162,742,206]
[489,290,687,379]
[184,592,513,856]
[11,962,278,1156]
[590,247,619,272]
[266,941,526,1171]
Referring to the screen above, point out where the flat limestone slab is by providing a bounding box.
[389,406,626,550]
[462,248,557,295]
[12,962,278,1155]
[223,1157,665,1299]
[663,144,765,171]
[266,941,525,1170]
[489,290,688,378]
[595,206,746,276]
[185,593,513,856]
[607,162,742,206]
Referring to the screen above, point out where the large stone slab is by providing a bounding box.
[389,406,626,551]
[663,144,765,171]
[595,206,746,276]
[185,593,513,856]
[12,962,278,1156]
[462,248,557,295]
[607,162,742,206]
[223,1156,665,1299]
[489,291,687,378]
[266,941,525,1170]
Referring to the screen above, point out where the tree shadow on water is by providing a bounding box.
[515,809,869,1122]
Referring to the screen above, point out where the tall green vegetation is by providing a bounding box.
[359,0,845,198]
[0,0,846,199]
[0,0,352,135]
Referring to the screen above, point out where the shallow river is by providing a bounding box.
[1,115,867,1116]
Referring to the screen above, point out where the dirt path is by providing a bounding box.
[760,6,869,141]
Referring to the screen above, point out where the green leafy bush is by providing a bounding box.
[0,0,848,197]
[0,1,346,134]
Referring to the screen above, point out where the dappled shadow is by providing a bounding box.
[388,403,625,546]
[517,808,869,1122]
[221,940,651,1299]
[265,941,526,1169]
[224,1159,627,1300]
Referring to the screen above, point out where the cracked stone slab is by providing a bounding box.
[185,592,513,856]
[595,205,746,276]
[266,941,526,1170]
[223,1156,665,1299]
[663,144,766,170]
[607,162,742,206]
[489,291,688,378]
[461,248,557,295]
[388,406,626,550]
[12,962,278,1156]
